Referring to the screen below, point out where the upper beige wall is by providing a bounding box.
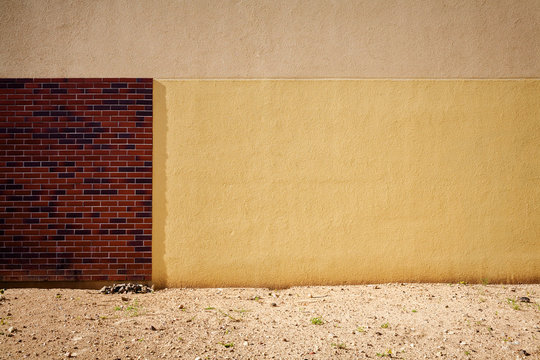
[1,0,539,78]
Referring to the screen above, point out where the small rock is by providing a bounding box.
[518,350,531,356]
[7,327,16,334]
[519,297,531,303]
[178,305,185,309]
[243,341,248,346]
[150,325,157,331]
[271,303,277,307]
[283,338,288,342]
[121,296,129,302]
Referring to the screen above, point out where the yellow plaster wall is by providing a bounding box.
[1,0,540,78]
[153,80,540,288]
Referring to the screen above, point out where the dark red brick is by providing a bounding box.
[0,78,152,282]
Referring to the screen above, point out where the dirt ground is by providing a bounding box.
[0,284,539,360]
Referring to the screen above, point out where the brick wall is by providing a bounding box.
[0,78,152,282]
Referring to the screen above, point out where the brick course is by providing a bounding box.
[0,78,152,281]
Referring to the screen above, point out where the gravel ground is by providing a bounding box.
[0,284,539,359]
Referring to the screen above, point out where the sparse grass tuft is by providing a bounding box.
[506,298,520,310]
[380,322,389,329]
[125,299,141,316]
[376,349,392,357]
[310,317,324,325]
[331,342,348,350]
[233,309,250,313]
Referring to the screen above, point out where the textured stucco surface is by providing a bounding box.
[153,80,540,288]
[1,0,540,78]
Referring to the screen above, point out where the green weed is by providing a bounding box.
[125,299,141,316]
[506,298,520,310]
[376,349,392,357]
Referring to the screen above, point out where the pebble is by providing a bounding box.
[270,303,277,307]
[7,327,16,334]
[518,349,531,356]
[518,297,531,303]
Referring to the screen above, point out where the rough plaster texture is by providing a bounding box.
[1,0,540,78]
[153,80,540,288]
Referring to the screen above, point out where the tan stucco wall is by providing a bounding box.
[1,0,539,78]
[153,79,540,288]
